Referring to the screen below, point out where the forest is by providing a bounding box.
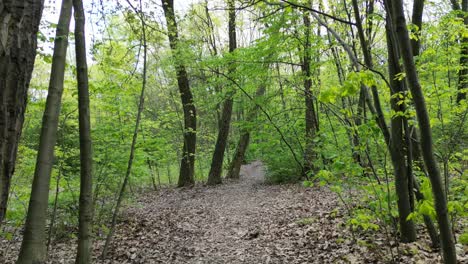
[0,0,467,263]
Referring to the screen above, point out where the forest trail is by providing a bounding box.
[102,161,346,263]
[94,161,442,264]
[2,162,446,263]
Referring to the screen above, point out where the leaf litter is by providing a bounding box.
[1,161,466,263]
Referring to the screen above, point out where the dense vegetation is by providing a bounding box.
[0,0,467,263]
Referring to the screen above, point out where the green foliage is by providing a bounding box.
[348,209,380,232]
[5,0,467,252]
[460,232,468,245]
[264,154,302,184]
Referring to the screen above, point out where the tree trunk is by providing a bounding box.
[227,85,266,179]
[457,0,468,103]
[302,12,319,175]
[385,16,417,242]
[351,0,390,146]
[161,0,197,187]
[411,0,425,56]
[352,0,417,242]
[387,0,457,262]
[207,0,236,185]
[73,0,94,262]
[0,0,44,225]
[17,0,72,262]
[407,1,440,248]
[409,0,427,180]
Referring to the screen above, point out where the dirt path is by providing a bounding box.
[2,162,449,263]
[102,161,348,263]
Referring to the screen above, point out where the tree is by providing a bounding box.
[385,0,457,262]
[0,0,44,224]
[17,0,73,262]
[161,0,197,187]
[351,0,416,242]
[227,85,266,179]
[301,11,319,175]
[73,0,94,262]
[207,0,237,185]
[451,0,468,103]
[385,14,417,243]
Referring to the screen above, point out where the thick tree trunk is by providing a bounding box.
[73,0,93,262]
[0,0,44,224]
[207,0,236,185]
[17,0,72,262]
[302,13,319,175]
[161,0,197,187]
[387,0,457,262]
[227,85,266,179]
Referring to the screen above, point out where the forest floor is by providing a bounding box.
[2,161,463,263]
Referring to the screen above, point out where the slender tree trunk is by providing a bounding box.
[387,0,457,262]
[329,41,363,166]
[409,0,427,180]
[73,0,93,262]
[411,0,425,56]
[352,0,417,242]
[207,0,237,185]
[452,0,468,103]
[101,4,148,258]
[458,0,468,103]
[0,0,44,225]
[351,0,390,146]
[227,85,266,179]
[17,0,73,262]
[161,0,197,187]
[302,12,319,175]
[385,16,417,242]
[383,0,439,247]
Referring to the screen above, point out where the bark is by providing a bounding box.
[453,0,468,103]
[311,10,388,153]
[409,0,427,180]
[352,0,417,242]
[16,0,72,262]
[73,0,93,262]
[387,0,439,247]
[351,0,390,146]
[0,0,44,224]
[227,85,266,179]
[101,4,148,258]
[385,16,417,242]
[207,0,236,185]
[387,0,457,262]
[161,0,197,187]
[411,0,425,56]
[302,12,319,175]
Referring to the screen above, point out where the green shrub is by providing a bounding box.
[264,154,302,184]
